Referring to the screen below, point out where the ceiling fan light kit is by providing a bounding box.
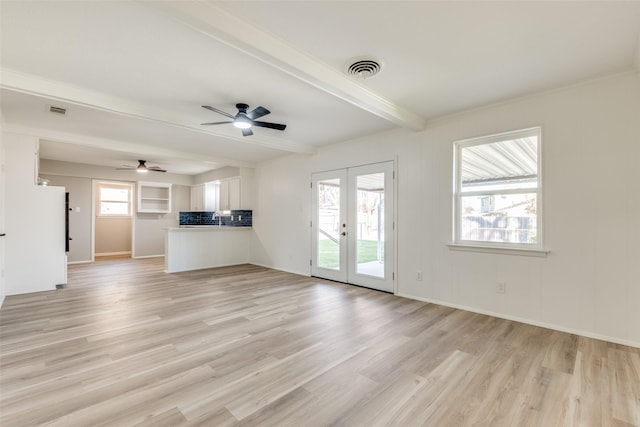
[201,103,286,136]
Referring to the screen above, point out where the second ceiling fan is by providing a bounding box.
[201,103,286,137]
[116,160,166,173]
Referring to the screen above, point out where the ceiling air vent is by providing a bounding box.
[48,105,67,115]
[345,57,383,79]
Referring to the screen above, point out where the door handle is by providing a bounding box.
[341,232,346,236]
[0,233,5,237]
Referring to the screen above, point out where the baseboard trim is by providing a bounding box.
[133,255,164,259]
[396,293,639,349]
[67,260,92,265]
[95,251,131,257]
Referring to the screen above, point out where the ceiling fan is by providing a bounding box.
[116,160,166,173]
[201,103,287,137]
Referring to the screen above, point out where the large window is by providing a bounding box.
[454,127,542,249]
[98,182,132,216]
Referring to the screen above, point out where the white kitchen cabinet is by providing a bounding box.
[190,184,205,211]
[138,181,172,213]
[204,182,218,211]
[218,177,240,211]
[191,182,219,211]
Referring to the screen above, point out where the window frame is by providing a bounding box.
[97,182,133,217]
[452,127,544,253]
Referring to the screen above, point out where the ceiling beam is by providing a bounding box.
[0,68,316,155]
[148,1,426,132]
[2,123,256,170]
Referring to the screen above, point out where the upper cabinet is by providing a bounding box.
[190,182,219,211]
[190,183,205,211]
[189,176,244,212]
[138,181,172,213]
[219,177,241,211]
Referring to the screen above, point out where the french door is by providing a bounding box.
[311,161,394,293]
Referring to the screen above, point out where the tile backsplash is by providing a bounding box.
[179,210,252,227]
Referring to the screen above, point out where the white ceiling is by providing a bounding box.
[2,1,639,176]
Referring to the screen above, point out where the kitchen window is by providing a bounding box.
[453,127,543,252]
[98,182,132,216]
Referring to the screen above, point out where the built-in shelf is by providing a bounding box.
[138,181,172,213]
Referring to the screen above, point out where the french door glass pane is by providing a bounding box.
[317,178,340,270]
[356,173,384,278]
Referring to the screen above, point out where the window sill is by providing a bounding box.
[447,243,549,257]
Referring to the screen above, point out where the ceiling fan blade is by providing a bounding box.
[202,105,235,119]
[147,167,167,173]
[201,121,233,125]
[246,106,270,120]
[251,120,287,131]
[241,128,253,137]
[116,167,134,170]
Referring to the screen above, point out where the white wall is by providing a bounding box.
[251,72,640,347]
[134,184,190,257]
[3,133,67,295]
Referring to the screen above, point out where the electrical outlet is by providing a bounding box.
[416,270,423,281]
[496,282,506,294]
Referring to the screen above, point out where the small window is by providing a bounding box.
[454,127,542,249]
[98,182,132,216]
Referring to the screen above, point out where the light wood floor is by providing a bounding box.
[1,258,638,426]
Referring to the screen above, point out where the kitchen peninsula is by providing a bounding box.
[164,210,252,273]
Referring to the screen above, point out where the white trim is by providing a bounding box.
[454,126,541,147]
[396,293,639,349]
[132,254,164,259]
[131,182,136,258]
[91,179,96,262]
[447,243,549,257]
[393,155,398,295]
[94,251,131,257]
[453,126,543,250]
[66,260,92,265]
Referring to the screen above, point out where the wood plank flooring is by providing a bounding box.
[1,257,638,426]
